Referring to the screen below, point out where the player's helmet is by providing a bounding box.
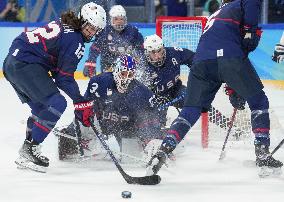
[113,55,136,93]
[143,34,166,67]
[79,2,106,41]
[109,5,127,32]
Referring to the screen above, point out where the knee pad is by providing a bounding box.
[45,93,67,114]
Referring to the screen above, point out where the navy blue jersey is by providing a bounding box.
[8,20,86,102]
[84,72,161,141]
[146,47,194,96]
[86,24,144,68]
[194,0,261,62]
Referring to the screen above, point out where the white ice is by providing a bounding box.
[0,79,284,202]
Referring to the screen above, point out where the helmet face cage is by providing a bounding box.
[109,5,127,32]
[111,16,127,32]
[113,55,136,93]
[81,22,102,42]
[145,47,166,67]
[144,34,166,67]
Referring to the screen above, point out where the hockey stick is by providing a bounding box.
[89,115,161,185]
[219,108,238,160]
[271,138,284,156]
[158,93,185,111]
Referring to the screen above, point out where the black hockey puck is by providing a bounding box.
[121,191,132,199]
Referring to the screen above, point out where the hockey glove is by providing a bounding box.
[241,27,262,54]
[74,100,94,127]
[224,85,246,110]
[272,44,284,63]
[83,61,96,78]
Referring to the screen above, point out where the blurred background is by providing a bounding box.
[0,0,283,23]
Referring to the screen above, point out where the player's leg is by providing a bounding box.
[147,60,222,174]
[4,58,66,171]
[220,57,283,175]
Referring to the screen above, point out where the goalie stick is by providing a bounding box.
[89,115,161,185]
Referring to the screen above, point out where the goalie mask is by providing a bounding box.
[79,2,106,42]
[109,5,127,32]
[113,55,136,93]
[144,34,166,67]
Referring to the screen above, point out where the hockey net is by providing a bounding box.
[156,16,253,148]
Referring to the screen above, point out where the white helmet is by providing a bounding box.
[109,5,127,31]
[79,2,106,30]
[144,34,166,67]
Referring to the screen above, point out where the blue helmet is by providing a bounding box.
[113,55,137,93]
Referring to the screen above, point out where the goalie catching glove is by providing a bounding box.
[272,44,284,63]
[224,85,246,110]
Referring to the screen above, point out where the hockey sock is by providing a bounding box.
[247,90,270,146]
[165,106,201,144]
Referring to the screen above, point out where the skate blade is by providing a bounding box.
[15,157,47,173]
[258,166,282,178]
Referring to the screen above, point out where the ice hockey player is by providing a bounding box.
[143,34,195,126]
[146,0,283,177]
[2,2,106,172]
[56,55,165,161]
[272,31,284,63]
[83,5,144,78]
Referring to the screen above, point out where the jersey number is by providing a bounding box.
[90,83,100,97]
[26,21,60,44]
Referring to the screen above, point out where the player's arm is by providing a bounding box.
[131,28,145,64]
[176,47,195,68]
[132,28,144,51]
[55,41,83,103]
[272,31,284,63]
[56,35,94,126]
[241,0,263,54]
[84,33,104,78]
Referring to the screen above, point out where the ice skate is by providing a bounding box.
[255,144,283,178]
[15,140,49,173]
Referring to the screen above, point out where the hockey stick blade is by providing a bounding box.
[123,173,161,185]
[89,117,161,185]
